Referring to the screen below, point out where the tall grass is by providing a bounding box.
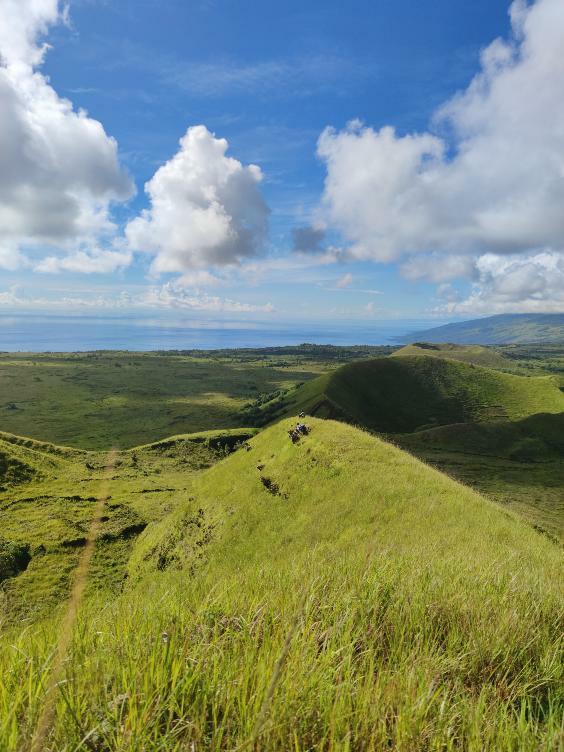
[1,552,562,750]
[1,418,562,750]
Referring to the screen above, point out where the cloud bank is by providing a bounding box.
[436,251,564,315]
[317,0,564,310]
[0,0,134,271]
[0,282,275,314]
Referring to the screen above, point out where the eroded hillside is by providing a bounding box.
[0,428,256,624]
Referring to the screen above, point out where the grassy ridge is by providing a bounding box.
[396,414,564,542]
[250,354,564,540]
[393,342,513,369]
[1,418,562,749]
[397,412,564,462]
[278,356,564,432]
[0,429,255,624]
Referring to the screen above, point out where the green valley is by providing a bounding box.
[0,346,392,449]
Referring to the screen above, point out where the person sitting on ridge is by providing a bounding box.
[288,427,300,443]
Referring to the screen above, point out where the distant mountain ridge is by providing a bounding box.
[403,313,564,344]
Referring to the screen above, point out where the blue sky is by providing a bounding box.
[1,0,563,322]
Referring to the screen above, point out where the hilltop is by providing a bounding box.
[1,418,562,750]
[260,354,564,432]
[247,353,564,539]
[392,342,512,369]
[132,417,560,580]
[402,313,564,345]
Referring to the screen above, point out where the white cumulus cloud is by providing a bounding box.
[126,125,270,275]
[0,0,134,271]
[317,0,564,290]
[436,251,564,314]
[0,0,61,67]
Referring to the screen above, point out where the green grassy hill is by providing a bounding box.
[0,430,85,488]
[249,357,564,542]
[269,355,564,432]
[398,411,564,462]
[392,342,512,369]
[2,418,561,750]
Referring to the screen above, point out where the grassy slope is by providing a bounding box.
[397,412,564,461]
[132,418,561,579]
[402,313,564,345]
[2,418,562,750]
[0,428,256,624]
[392,342,513,369]
[261,355,564,539]
[396,413,564,542]
[280,356,564,432]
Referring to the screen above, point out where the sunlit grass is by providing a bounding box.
[1,419,561,750]
[1,553,562,750]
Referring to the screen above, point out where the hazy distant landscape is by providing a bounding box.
[404,313,564,345]
[0,314,433,352]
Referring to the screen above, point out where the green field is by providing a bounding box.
[0,347,393,449]
[1,343,563,749]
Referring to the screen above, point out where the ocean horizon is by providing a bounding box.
[0,313,445,352]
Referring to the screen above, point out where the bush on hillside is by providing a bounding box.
[0,450,36,486]
[0,538,31,583]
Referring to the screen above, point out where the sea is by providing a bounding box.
[0,313,444,352]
